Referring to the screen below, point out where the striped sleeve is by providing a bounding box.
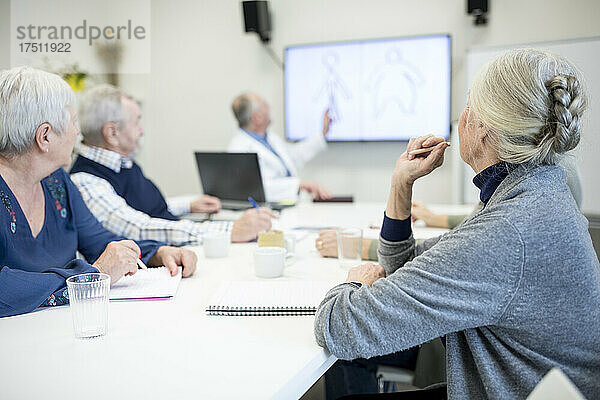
[70,172,231,246]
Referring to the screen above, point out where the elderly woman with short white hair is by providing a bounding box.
[0,67,197,318]
[315,49,600,399]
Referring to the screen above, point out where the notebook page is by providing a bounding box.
[110,267,182,300]
[208,281,335,309]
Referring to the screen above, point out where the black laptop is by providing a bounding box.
[194,152,293,211]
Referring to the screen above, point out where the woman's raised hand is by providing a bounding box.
[392,135,450,187]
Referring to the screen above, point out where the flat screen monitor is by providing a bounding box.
[284,34,451,142]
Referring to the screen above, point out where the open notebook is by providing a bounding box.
[110,267,182,301]
[206,280,335,316]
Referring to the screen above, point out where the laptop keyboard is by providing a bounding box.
[220,200,252,211]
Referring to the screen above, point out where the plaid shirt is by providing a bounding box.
[71,144,231,246]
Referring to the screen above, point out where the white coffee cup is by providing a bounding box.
[203,232,231,258]
[254,246,287,278]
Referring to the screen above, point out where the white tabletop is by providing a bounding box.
[0,202,458,400]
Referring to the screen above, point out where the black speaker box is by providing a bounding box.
[242,1,271,42]
[467,0,488,13]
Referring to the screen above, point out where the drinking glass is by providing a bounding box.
[66,273,110,339]
[337,228,363,270]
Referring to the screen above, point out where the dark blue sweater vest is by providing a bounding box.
[70,155,179,221]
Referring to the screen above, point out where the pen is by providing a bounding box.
[137,257,148,270]
[248,196,259,210]
[408,142,451,156]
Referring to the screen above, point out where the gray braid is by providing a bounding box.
[470,49,588,166]
[541,75,586,153]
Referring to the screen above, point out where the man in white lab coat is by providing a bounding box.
[229,93,332,202]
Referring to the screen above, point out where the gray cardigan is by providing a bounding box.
[314,164,600,399]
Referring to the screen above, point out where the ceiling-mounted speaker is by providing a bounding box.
[242,1,271,43]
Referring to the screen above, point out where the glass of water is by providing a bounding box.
[337,228,363,270]
[66,273,110,339]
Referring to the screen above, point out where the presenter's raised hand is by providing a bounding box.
[322,109,333,136]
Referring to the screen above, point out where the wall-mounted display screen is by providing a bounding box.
[284,34,451,141]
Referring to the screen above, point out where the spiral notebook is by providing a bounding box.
[206,281,334,316]
[109,267,182,301]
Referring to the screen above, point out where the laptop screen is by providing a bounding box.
[194,152,266,203]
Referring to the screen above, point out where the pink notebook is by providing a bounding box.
[109,267,182,301]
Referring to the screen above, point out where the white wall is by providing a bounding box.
[2,0,599,205]
[121,0,600,205]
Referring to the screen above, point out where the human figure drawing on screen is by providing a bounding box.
[367,48,423,118]
[313,51,352,123]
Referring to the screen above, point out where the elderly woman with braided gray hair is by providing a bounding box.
[314,49,600,400]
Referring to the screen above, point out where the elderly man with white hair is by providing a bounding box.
[0,67,197,318]
[70,85,272,246]
[229,93,332,202]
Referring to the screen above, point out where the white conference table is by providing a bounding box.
[0,202,472,400]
